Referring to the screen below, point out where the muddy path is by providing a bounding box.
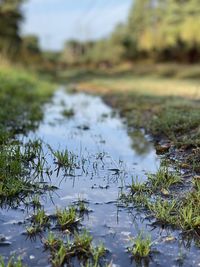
[0,88,199,267]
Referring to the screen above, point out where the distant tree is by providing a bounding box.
[0,0,24,57]
[180,0,200,62]
[128,0,152,51]
[126,0,200,62]
[22,35,40,54]
[20,35,44,66]
[61,40,84,65]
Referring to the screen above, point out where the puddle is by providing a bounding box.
[0,88,199,267]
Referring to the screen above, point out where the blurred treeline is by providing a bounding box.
[0,0,59,73]
[1,0,200,70]
[62,0,200,66]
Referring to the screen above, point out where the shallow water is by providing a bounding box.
[0,88,200,267]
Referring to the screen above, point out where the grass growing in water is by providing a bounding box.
[147,165,182,191]
[49,147,77,173]
[33,209,50,227]
[0,140,54,208]
[0,256,25,267]
[56,206,80,230]
[120,165,200,234]
[148,198,177,225]
[128,232,152,258]
[44,229,106,266]
[0,65,55,206]
[62,108,75,118]
[43,232,63,250]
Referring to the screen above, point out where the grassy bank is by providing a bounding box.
[0,64,55,134]
[0,64,55,205]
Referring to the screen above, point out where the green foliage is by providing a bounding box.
[0,0,24,57]
[65,0,200,64]
[0,65,55,206]
[148,166,182,191]
[128,0,200,61]
[50,147,77,172]
[128,232,152,258]
[0,256,25,267]
[56,206,79,230]
[44,229,106,267]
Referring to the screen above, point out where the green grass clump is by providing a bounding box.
[0,65,55,206]
[130,177,149,194]
[43,232,63,251]
[0,256,25,267]
[33,209,50,227]
[26,226,41,236]
[0,140,51,207]
[51,243,67,267]
[62,108,75,118]
[50,147,77,172]
[177,181,200,231]
[148,198,177,225]
[128,232,152,258]
[44,230,106,267]
[148,166,182,191]
[56,207,80,230]
[120,163,200,234]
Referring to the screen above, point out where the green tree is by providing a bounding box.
[0,0,24,57]
[126,0,200,62]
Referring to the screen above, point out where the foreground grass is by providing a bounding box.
[0,256,24,267]
[0,64,55,205]
[120,165,200,235]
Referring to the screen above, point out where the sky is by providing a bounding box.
[22,0,133,51]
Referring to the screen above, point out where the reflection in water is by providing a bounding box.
[129,129,153,156]
[0,88,199,267]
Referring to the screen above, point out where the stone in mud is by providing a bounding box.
[155,143,171,154]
